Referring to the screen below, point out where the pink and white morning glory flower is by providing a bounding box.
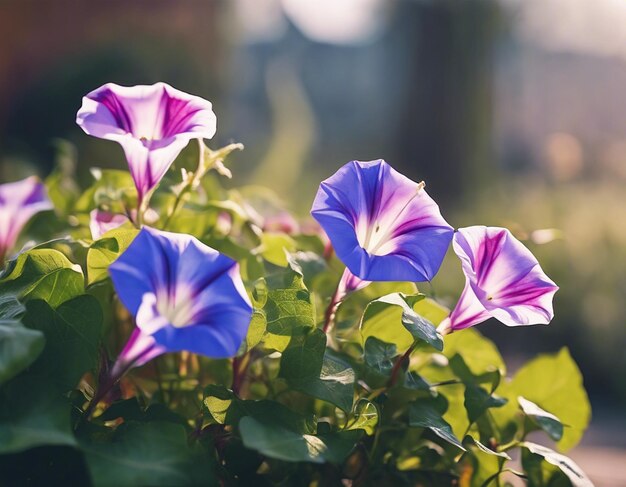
[76,82,217,208]
[439,226,558,333]
[89,209,131,240]
[0,176,53,262]
[311,159,453,283]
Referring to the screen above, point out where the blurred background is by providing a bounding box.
[1,1,625,483]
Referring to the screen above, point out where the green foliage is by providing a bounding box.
[521,442,593,487]
[82,422,216,487]
[518,396,564,442]
[86,228,139,284]
[22,296,103,392]
[0,140,594,486]
[408,398,465,450]
[0,377,76,454]
[0,296,44,385]
[258,262,316,352]
[0,249,84,307]
[491,347,590,451]
[361,292,443,352]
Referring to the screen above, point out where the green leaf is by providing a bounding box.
[464,435,509,487]
[412,297,449,327]
[491,348,590,451]
[279,335,354,412]
[0,296,45,385]
[449,354,501,391]
[45,140,80,215]
[361,293,442,352]
[441,328,505,377]
[0,249,84,308]
[259,266,316,352]
[86,228,139,284]
[400,316,442,352]
[518,396,564,442]
[239,416,359,464]
[22,295,103,392]
[259,232,296,267]
[83,422,216,487]
[464,384,507,424]
[300,351,355,412]
[286,251,327,287]
[279,328,326,384]
[98,398,185,425]
[404,372,432,392]
[0,377,76,454]
[345,399,378,435]
[74,169,137,213]
[243,310,266,353]
[240,416,326,463]
[279,330,355,411]
[408,399,466,451]
[463,435,510,459]
[521,442,593,487]
[203,385,316,434]
[363,336,397,375]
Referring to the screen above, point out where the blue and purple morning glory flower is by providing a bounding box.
[108,227,252,376]
[311,159,454,283]
[439,226,558,333]
[0,176,52,262]
[76,82,217,208]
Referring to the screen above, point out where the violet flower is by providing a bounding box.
[311,160,453,282]
[89,208,158,240]
[89,209,131,240]
[439,226,558,333]
[0,176,53,262]
[76,82,217,208]
[108,227,252,377]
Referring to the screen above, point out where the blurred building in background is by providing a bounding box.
[1,0,625,426]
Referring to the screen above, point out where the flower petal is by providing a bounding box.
[110,227,253,360]
[109,228,181,316]
[111,327,166,377]
[446,281,492,331]
[448,226,558,330]
[89,209,130,240]
[0,176,53,258]
[76,82,217,204]
[311,160,453,282]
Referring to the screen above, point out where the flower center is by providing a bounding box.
[360,181,426,256]
[156,286,195,328]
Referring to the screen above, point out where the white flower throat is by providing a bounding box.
[156,285,195,328]
[358,181,426,256]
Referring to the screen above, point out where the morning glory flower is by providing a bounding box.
[76,82,217,207]
[311,159,453,282]
[439,226,558,333]
[89,209,130,240]
[0,176,53,262]
[108,227,252,376]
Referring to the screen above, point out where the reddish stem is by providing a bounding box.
[231,353,251,396]
[322,284,343,334]
[387,343,416,388]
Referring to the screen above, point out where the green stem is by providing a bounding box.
[163,139,205,230]
[429,379,463,387]
[162,188,188,230]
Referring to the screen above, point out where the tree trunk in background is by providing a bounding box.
[395,0,502,206]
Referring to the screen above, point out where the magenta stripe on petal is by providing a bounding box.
[76,82,217,206]
[447,226,558,331]
[0,176,53,261]
[311,160,453,282]
[109,227,252,374]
